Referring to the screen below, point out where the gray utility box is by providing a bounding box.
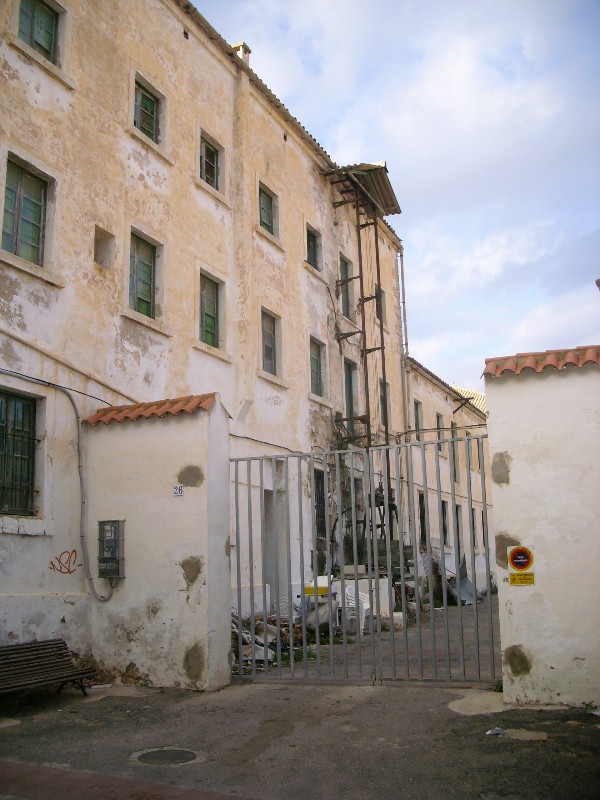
[98,519,125,579]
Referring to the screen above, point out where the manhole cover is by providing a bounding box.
[135,748,199,765]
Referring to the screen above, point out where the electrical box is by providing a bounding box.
[98,520,125,579]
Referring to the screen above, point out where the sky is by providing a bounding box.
[197,0,599,390]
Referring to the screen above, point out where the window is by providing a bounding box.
[200,275,219,347]
[450,421,459,481]
[314,468,326,539]
[0,391,36,516]
[379,379,390,429]
[455,504,462,557]
[18,0,58,64]
[418,491,426,546]
[134,81,160,143]
[375,283,386,324]
[339,255,352,318]
[441,499,449,545]
[413,399,423,442]
[310,338,324,396]
[306,225,321,270]
[436,412,445,452]
[262,310,277,375]
[129,233,156,318]
[471,507,477,551]
[200,137,219,190]
[2,159,47,266]
[344,359,357,433]
[258,184,277,236]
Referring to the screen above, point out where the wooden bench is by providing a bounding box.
[0,639,96,697]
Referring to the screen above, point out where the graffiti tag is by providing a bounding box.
[49,550,82,575]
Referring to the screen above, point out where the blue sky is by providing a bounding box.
[198,0,599,389]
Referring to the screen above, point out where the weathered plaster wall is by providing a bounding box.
[85,398,231,690]
[486,366,600,706]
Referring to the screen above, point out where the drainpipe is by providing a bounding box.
[0,369,112,601]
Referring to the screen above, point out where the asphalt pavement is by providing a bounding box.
[1,680,599,800]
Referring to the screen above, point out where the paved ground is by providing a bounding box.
[1,681,599,800]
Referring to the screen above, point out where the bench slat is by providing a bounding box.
[0,639,97,697]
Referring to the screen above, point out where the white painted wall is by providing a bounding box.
[486,365,600,706]
[85,397,231,690]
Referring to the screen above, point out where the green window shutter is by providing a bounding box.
[200,275,219,347]
[259,189,273,234]
[262,312,276,374]
[134,83,159,143]
[201,140,219,189]
[310,339,322,396]
[307,229,318,267]
[19,0,58,63]
[130,234,156,318]
[340,257,351,317]
[2,160,46,266]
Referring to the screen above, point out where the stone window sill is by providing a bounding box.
[303,261,328,285]
[8,34,76,90]
[0,516,55,537]
[192,340,233,363]
[257,369,289,390]
[0,250,65,288]
[120,308,173,337]
[126,125,174,166]
[309,393,332,408]
[254,224,285,252]
[192,177,232,210]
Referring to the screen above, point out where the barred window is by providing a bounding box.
[0,391,36,515]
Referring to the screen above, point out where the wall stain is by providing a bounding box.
[177,465,204,487]
[0,273,26,330]
[0,338,21,368]
[492,451,512,484]
[146,599,161,619]
[180,556,203,587]
[183,642,205,681]
[121,661,151,686]
[504,644,532,677]
[495,532,520,569]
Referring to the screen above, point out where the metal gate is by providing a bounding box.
[231,434,499,684]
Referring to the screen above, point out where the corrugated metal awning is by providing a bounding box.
[327,163,401,216]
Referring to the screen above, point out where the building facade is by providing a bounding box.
[1,0,409,681]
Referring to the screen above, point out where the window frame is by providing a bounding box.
[436,412,445,452]
[305,223,322,271]
[339,255,353,318]
[128,69,170,161]
[450,421,459,482]
[413,399,423,442]
[129,232,156,319]
[0,390,37,516]
[261,309,278,376]
[134,81,160,144]
[2,158,47,267]
[375,283,386,325]
[18,0,58,64]
[0,151,62,285]
[199,135,220,191]
[379,379,390,429]
[441,499,449,546]
[310,337,325,397]
[199,273,220,348]
[258,183,278,238]
[9,0,74,89]
[344,359,358,433]
[313,468,327,540]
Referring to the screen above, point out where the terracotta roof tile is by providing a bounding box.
[483,346,600,378]
[85,393,217,426]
